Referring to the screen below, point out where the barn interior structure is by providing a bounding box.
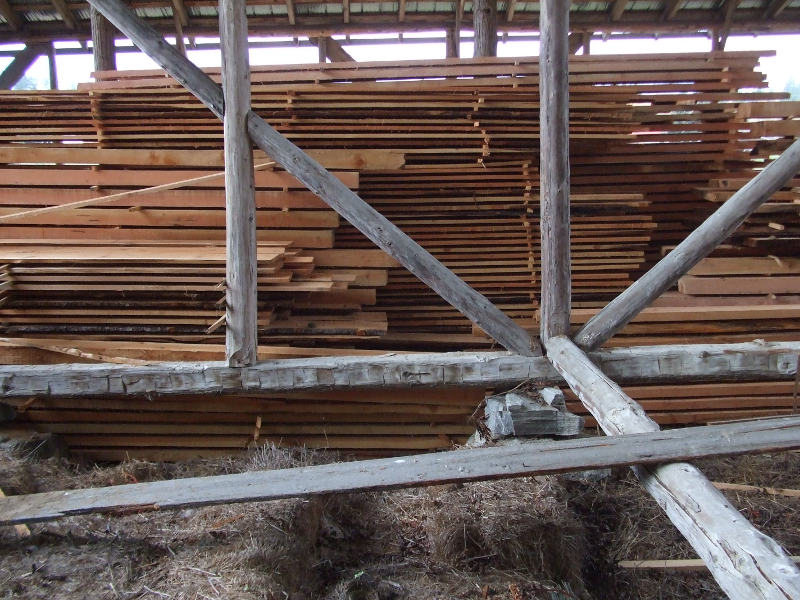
[0,0,799,597]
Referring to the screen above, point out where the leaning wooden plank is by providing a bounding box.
[4,416,800,526]
[0,342,797,398]
[538,0,571,341]
[574,138,800,351]
[85,0,537,357]
[545,335,800,600]
[220,0,257,367]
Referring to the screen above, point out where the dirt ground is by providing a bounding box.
[1,443,799,600]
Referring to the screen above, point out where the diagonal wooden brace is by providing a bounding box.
[575,138,800,351]
[85,0,539,357]
[546,335,800,600]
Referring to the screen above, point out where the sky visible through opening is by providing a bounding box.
[1,32,798,97]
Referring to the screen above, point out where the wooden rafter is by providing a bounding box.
[713,0,738,50]
[171,0,189,28]
[763,0,791,18]
[0,0,22,31]
[86,0,538,356]
[399,0,406,21]
[50,0,76,29]
[661,0,683,20]
[313,35,355,61]
[342,0,350,23]
[285,0,295,25]
[506,0,516,23]
[610,0,628,21]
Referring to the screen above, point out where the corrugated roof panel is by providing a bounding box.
[629,1,662,11]
[191,5,218,17]
[19,10,59,23]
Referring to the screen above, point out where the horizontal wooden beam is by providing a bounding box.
[0,342,797,398]
[574,138,800,351]
[4,416,800,525]
[86,0,537,357]
[545,336,800,599]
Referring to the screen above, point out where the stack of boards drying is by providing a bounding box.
[0,152,392,344]
[0,52,797,459]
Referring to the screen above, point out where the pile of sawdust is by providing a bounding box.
[2,445,800,599]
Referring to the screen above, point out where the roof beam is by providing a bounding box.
[342,0,350,23]
[0,0,22,31]
[763,0,791,18]
[0,43,48,89]
[506,0,517,23]
[171,0,189,28]
[398,0,406,21]
[50,0,76,29]
[661,0,684,21]
[713,0,738,50]
[610,0,628,21]
[285,0,295,26]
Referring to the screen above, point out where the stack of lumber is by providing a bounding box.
[7,387,484,461]
[566,380,800,428]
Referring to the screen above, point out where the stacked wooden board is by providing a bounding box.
[0,52,798,459]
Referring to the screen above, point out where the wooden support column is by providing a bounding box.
[0,44,47,90]
[545,336,800,599]
[574,137,800,351]
[538,0,570,341]
[85,0,538,356]
[219,0,257,367]
[91,6,116,72]
[46,43,58,90]
[445,26,459,58]
[472,0,497,57]
[312,36,355,62]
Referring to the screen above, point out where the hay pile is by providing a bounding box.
[1,443,799,599]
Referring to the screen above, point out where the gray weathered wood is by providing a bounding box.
[0,341,797,398]
[575,138,800,351]
[545,335,800,600]
[220,0,258,367]
[90,6,116,72]
[0,44,48,89]
[472,0,497,57]
[4,416,800,526]
[539,0,571,341]
[484,391,583,438]
[86,0,537,357]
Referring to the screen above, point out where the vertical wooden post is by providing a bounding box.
[317,37,327,63]
[46,43,58,90]
[445,26,459,58]
[220,0,258,367]
[472,0,497,57]
[538,0,571,341]
[90,6,116,72]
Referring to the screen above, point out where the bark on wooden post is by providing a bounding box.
[90,6,116,72]
[472,0,497,57]
[219,0,258,367]
[574,138,800,351]
[538,0,571,341]
[85,0,538,357]
[545,335,800,600]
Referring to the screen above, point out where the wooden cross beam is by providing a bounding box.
[574,138,800,351]
[4,416,800,525]
[0,0,21,31]
[0,342,796,398]
[86,0,538,356]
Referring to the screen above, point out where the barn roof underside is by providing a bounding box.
[0,0,799,45]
